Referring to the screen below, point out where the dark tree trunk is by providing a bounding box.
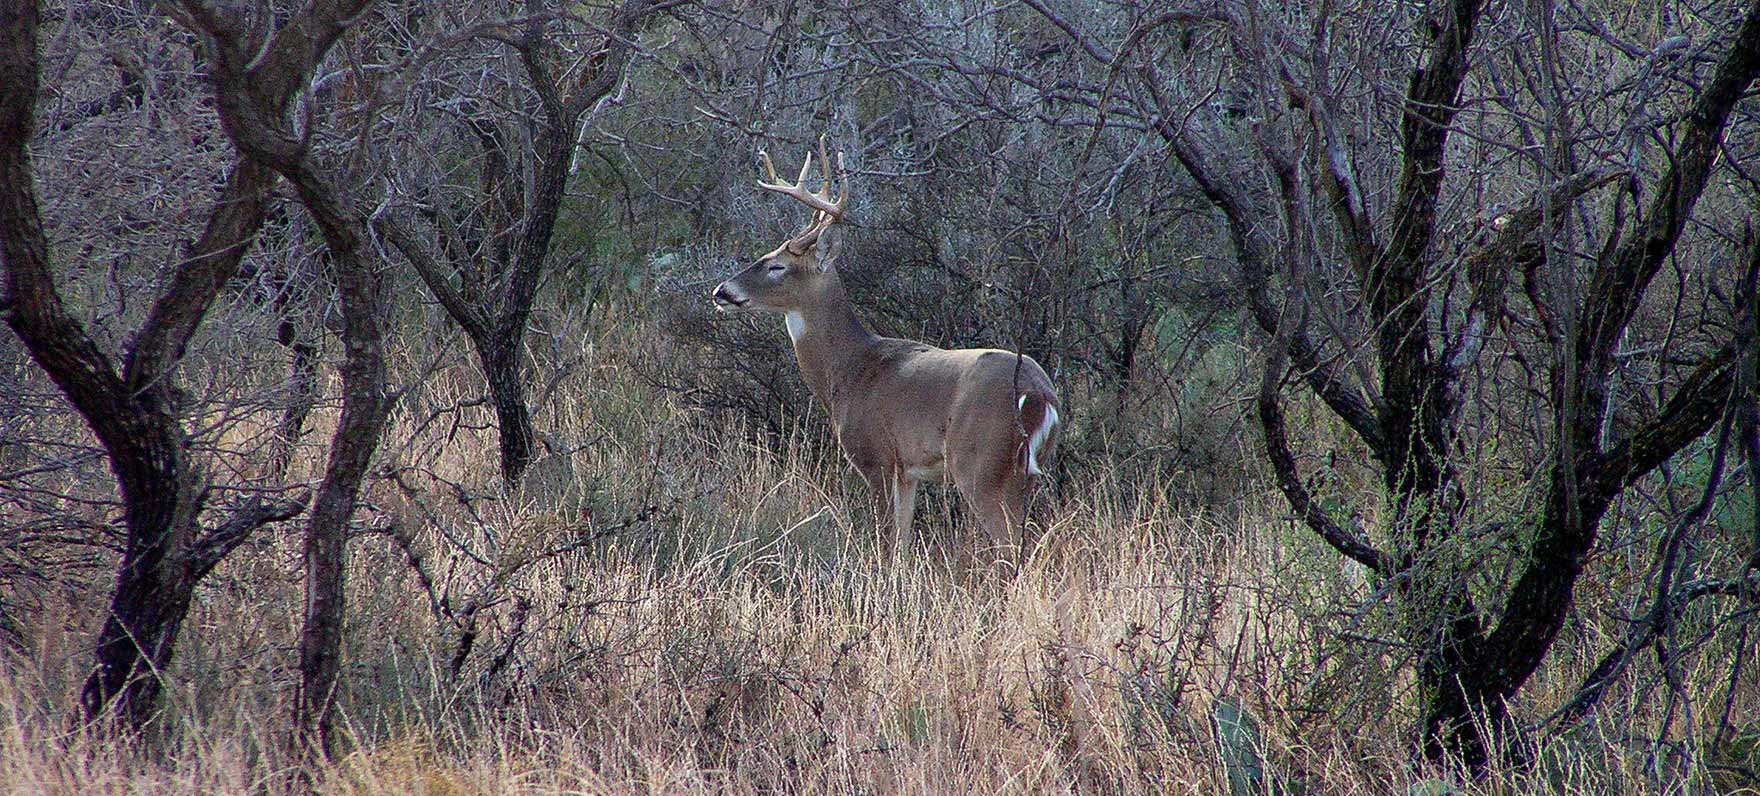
[1417,611,1504,770]
[1422,671,1525,772]
[479,338,537,485]
[82,542,199,728]
[3,2,298,731]
[79,465,202,728]
[277,175,391,761]
[291,240,388,760]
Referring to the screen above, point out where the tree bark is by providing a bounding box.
[480,338,537,484]
[291,236,387,761]
[2,2,299,730]
[280,176,390,762]
[1434,2,1760,766]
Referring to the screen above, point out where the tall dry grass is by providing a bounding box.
[1,305,1754,795]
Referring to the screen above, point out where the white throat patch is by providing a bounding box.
[785,311,807,342]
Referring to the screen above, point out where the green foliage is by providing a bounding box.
[1678,440,1757,538]
[1213,697,1280,796]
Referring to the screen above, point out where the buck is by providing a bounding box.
[712,141,1060,565]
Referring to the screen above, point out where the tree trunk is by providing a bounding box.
[386,1,664,487]
[479,336,536,486]
[4,2,290,731]
[284,183,391,762]
[1420,664,1510,772]
[291,239,389,763]
[78,454,204,728]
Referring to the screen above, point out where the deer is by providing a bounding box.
[712,140,1060,567]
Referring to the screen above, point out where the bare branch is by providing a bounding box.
[1133,72,1386,454]
[123,159,279,394]
[186,495,310,582]
[1258,352,1395,576]
[375,213,490,339]
[1596,344,1738,498]
[1575,0,1760,453]
[1549,406,1750,731]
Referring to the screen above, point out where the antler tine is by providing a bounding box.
[759,150,782,186]
[815,135,834,196]
[832,152,848,210]
[756,139,847,221]
[808,135,849,213]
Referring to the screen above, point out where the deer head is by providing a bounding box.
[712,139,848,314]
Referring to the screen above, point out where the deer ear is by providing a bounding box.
[812,225,845,272]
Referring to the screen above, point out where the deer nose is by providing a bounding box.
[712,283,745,308]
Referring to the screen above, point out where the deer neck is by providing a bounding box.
[786,272,876,403]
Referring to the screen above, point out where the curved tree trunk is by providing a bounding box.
[290,242,388,760]
[79,455,204,728]
[2,3,304,731]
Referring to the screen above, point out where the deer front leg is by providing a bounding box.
[889,469,920,561]
[854,462,919,560]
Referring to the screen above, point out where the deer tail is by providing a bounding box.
[1016,393,1060,476]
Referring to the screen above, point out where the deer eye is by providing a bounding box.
[767,263,787,275]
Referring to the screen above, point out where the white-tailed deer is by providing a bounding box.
[712,140,1060,565]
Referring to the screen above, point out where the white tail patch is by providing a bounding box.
[1024,401,1058,475]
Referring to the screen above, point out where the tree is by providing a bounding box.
[376,0,682,487]
[885,0,1760,770]
[0,1,309,730]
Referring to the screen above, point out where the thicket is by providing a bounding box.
[1,0,1756,792]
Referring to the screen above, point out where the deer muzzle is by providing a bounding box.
[712,282,748,310]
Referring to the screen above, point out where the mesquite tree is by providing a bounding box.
[0,2,337,730]
[375,0,681,487]
[877,0,1760,770]
[1182,0,1754,769]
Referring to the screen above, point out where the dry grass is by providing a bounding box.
[1,309,1755,796]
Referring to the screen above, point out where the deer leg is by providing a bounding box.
[853,463,892,550]
[953,464,1029,574]
[890,470,920,560]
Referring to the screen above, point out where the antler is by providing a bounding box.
[758,136,848,254]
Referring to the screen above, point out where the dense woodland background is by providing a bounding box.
[1,0,1758,792]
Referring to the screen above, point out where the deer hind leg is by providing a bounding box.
[947,398,1050,574]
[951,460,1030,573]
